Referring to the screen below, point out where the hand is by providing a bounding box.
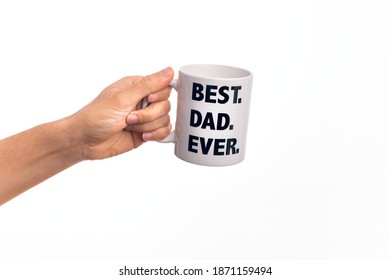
[0,67,173,204]
[70,67,174,160]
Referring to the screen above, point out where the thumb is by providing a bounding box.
[128,67,174,103]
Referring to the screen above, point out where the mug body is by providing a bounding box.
[173,64,252,166]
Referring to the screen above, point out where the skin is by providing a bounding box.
[0,67,174,206]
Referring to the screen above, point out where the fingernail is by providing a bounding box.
[127,113,138,124]
[148,93,158,102]
[161,67,172,79]
[142,132,153,141]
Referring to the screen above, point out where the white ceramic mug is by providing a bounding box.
[159,64,252,166]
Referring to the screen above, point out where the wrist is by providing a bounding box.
[55,116,86,164]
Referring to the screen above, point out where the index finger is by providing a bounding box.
[127,67,174,104]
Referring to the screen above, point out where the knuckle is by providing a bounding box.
[163,100,171,114]
[156,126,171,140]
[139,76,154,93]
[162,87,172,99]
[164,125,172,136]
[162,115,170,126]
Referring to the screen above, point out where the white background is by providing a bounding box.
[1,0,390,268]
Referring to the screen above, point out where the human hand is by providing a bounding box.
[70,67,174,160]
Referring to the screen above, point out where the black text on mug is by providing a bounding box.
[187,82,243,156]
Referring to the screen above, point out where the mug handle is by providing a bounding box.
[141,79,178,143]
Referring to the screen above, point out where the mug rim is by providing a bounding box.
[179,64,252,80]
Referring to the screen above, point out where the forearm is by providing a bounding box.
[0,117,83,205]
